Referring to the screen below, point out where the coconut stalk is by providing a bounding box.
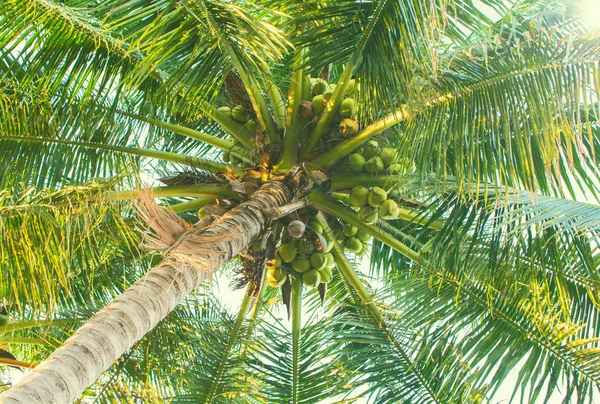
[0,180,294,404]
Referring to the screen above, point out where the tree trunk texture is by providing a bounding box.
[0,180,294,404]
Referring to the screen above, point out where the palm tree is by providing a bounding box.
[1,0,600,402]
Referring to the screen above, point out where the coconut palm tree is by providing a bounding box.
[2,0,600,402]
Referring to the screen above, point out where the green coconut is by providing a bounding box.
[362,141,380,160]
[293,256,312,273]
[267,267,287,288]
[275,253,283,267]
[311,78,330,96]
[287,220,306,238]
[322,89,334,102]
[344,237,363,253]
[348,153,366,172]
[379,199,400,220]
[339,118,359,137]
[310,252,327,271]
[345,79,356,96]
[350,186,369,207]
[303,269,321,287]
[335,232,346,243]
[231,105,249,123]
[358,206,379,225]
[381,148,398,166]
[365,156,385,173]
[197,207,207,220]
[245,120,257,133]
[387,163,404,174]
[297,239,316,255]
[356,229,372,243]
[312,95,326,114]
[368,187,388,207]
[340,98,355,118]
[318,266,333,283]
[307,221,324,235]
[218,106,233,118]
[325,253,335,267]
[343,223,358,237]
[278,243,297,263]
[356,243,369,257]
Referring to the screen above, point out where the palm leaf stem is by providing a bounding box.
[278,47,306,170]
[203,288,253,403]
[201,102,256,149]
[0,337,47,346]
[310,190,425,265]
[261,62,286,127]
[168,198,216,213]
[0,358,35,369]
[318,213,440,404]
[291,274,302,404]
[108,185,239,201]
[0,135,244,175]
[329,173,403,190]
[0,318,82,334]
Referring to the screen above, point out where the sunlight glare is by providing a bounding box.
[583,0,600,26]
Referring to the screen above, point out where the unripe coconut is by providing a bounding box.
[335,232,346,243]
[299,101,314,120]
[292,256,312,273]
[245,120,257,133]
[365,156,385,173]
[358,206,379,225]
[310,252,327,270]
[344,237,363,254]
[322,89,334,102]
[348,153,366,172]
[362,141,380,160]
[218,106,233,118]
[368,187,388,207]
[231,105,249,123]
[303,269,321,287]
[339,119,359,137]
[340,98,355,118]
[325,253,335,267]
[312,95,326,113]
[198,207,207,220]
[381,148,398,167]
[350,186,369,207]
[311,78,330,96]
[275,253,283,267]
[297,239,316,255]
[356,243,369,257]
[307,221,324,234]
[387,163,404,174]
[323,236,334,253]
[287,220,306,238]
[379,199,400,220]
[279,243,298,263]
[345,79,356,96]
[318,266,333,283]
[356,229,372,243]
[343,223,358,237]
[267,267,287,288]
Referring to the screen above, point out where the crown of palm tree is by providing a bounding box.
[2,0,600,403]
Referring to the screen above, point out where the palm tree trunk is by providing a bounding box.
[0,180,294,404]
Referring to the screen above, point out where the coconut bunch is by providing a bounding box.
[346,140,411,174]
[218,105,257,167]
[331,222,372,257]
[267,217,335,289]
[348,186,401,224]
[299,77,360,140]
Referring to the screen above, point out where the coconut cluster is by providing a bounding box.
[217,105,257,168]
[331,222,372,256]
[346,140,410,174]
[301,77,360,139]
[349,186,401,224]
[268,217,335,289]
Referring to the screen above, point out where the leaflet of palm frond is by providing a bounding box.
[224,73,253,112]
[0,348,18,369]
[157,170,221,187]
